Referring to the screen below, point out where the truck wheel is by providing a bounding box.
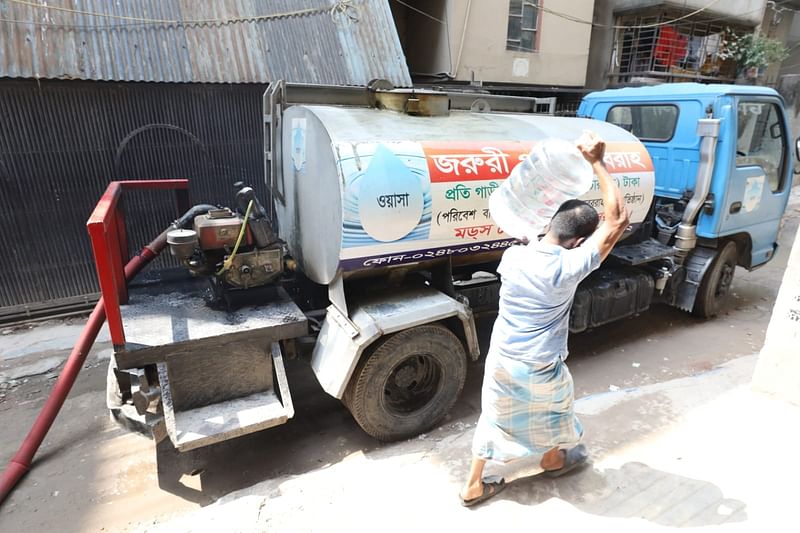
[344,324,467,442]
[693,241,738,318]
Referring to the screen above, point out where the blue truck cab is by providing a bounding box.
[576,83,795,318]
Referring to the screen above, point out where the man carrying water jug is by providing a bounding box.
[460,132,630,507]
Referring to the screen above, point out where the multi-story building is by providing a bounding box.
[389,0,595,90]
[586,0,785,88]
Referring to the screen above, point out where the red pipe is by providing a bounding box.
[0,237,165,505]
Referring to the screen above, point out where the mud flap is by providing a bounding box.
[674,247,717,312]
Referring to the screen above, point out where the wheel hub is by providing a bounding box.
[393,364,420,388]
[383,354,442,415]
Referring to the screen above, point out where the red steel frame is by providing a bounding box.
[86,180,190,348]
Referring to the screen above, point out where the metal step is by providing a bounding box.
[170,390,289,451]
[161,341,295,452]
[611,238,675,266]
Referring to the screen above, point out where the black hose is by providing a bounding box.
[173,204,217,229]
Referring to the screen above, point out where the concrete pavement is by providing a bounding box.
[136,353,800,533]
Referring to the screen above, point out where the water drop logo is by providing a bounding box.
[291,118,306,172]
[357,145,425,242]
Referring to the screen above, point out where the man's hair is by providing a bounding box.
[549,199,600,243]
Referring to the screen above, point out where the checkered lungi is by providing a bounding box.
[472,350,583,463]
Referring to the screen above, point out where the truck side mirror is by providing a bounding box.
[796,137,800,162]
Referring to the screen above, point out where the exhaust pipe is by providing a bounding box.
[674,118,720,264]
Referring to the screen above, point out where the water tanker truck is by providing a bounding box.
[92,81,794,472]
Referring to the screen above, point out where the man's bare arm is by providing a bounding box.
[577,133,630,261]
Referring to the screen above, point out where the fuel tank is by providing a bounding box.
[279,105,654,285]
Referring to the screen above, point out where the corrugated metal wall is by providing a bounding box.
[0,79,268,321]
[0,0,411,87]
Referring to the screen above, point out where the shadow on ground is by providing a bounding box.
[494,461,746,527]
[149,356,382,505]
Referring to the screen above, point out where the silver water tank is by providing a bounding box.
[278,105,654,285]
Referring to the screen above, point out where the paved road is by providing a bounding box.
[1,197,798,532]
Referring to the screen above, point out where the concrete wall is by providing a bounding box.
[778,11,800,82]
[752,217,800,406]
[406,0,595,87]
[779,14,800,141]
[586,0,616,89]
[390,0,451,78]
[761,7,796,87]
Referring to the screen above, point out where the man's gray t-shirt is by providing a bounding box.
[490,237,601,364]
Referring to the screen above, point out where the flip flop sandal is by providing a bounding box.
[543,444,589,478]
[460,476,506,507]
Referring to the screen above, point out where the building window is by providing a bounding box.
[506,0,539,52]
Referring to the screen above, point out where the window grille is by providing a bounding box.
[609,10,745,85]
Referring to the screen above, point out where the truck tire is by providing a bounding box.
[344,324,467,442]
[693,241,738,318]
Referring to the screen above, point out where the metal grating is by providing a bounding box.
[609,10,750,85]
[0,79,269,321]
[555,99,582,117]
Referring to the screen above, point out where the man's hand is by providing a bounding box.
[576,131,606,166]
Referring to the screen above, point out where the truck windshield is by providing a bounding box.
[607,104,678,142]
[736,101,786,192]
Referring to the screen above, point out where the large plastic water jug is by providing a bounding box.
[489,138,594,241]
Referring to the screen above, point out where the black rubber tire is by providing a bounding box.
[343,324,467,442]
[693,241,738,318]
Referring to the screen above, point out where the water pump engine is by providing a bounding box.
[165,184,283,299]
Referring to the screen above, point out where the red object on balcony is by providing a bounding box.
[655,26,688,68]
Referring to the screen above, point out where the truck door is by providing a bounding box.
[719,98,792,267]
